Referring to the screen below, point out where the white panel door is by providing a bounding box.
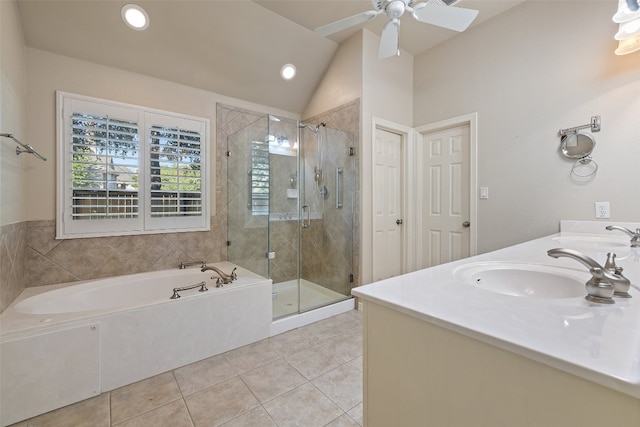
[373,128,403,281]
[420,125,470,268]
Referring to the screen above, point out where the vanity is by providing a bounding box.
[353,221,640,427]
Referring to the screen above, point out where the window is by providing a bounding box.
[57,92,210,238]
[249,140,269,215]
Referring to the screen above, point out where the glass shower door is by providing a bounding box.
[226,116,270,279]
[299,125,354,312]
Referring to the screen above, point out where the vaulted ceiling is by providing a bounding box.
[16,0,523,113]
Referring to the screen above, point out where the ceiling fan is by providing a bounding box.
[315,0,479,59]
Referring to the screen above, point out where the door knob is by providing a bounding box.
[396,219,403,225]
[462,221,470,228]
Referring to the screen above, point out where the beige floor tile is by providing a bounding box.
[349,356,363,372]
[295,317,343,342]
[185,376,259,426]
[112,400,193,427]
[325,413,361,427]
[347,402,363,426]
[218,406,277,426]
[321,331,363,362]
[263,383,343,427]
[174,354,237,396]
[240,359,307,403]
[24,393,110,427]
[223,339,281,373]
[312,364,363,412]
[285,344,345,380]
[332,311,363,328]
[266,329,316,357]
[110,372,182,425]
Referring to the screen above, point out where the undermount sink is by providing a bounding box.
[551,236,627,250]
[453,262,587,298]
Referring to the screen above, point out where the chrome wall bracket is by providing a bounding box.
[558,115,601,137]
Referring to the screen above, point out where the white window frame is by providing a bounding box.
[56,91,210,239]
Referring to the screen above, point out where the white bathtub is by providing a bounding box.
[0,262,272,426]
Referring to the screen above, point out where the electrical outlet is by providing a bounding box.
[595,202,610,219]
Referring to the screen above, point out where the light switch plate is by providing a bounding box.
[479,187,489,199]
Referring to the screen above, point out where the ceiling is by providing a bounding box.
[16,0,524,113]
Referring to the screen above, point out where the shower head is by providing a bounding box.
[299,122,326,133]
[299,122,318,133]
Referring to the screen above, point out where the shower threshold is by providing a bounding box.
[272,279,350,320]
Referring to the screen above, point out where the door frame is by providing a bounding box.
[414,112,478,260]
[371,117,416,275]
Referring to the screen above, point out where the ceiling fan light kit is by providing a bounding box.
[315,0,479,60]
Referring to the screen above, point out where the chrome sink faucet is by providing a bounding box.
[605,225,640,248]
[547,248,631,304]
[201,266,237,286]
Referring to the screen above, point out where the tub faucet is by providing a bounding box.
[201,266,237,286]
[547,248,631,304]
[179,260,207,269]
[605,225,640,248]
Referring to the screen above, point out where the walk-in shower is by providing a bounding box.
[226,115,355,319]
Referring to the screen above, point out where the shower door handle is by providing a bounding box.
[247,169,252,210]
[302,204,310,228]
[336,167,343,209]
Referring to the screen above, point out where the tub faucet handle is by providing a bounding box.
[179,260,207,269]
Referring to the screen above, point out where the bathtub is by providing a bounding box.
[0,262,272,426]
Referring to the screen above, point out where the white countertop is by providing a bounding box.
[352,221,640,399]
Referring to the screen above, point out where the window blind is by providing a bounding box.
[149,125,203,217]
[250,140,269,215]
[70,113,140,220]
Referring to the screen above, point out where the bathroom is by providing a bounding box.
[1,0,639,425]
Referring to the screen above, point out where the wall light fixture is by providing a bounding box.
[613,0,640,55]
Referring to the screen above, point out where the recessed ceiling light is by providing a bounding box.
[280,64,296,81]
[121,4,149,31]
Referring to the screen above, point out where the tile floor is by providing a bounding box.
[12,310,363,427]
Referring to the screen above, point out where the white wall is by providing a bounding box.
[414,1,640,254]
[360,29,414,284]
[302,31,363,120]
[23,48,299,221]
[0,0,26,226]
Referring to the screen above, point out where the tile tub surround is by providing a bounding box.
[22,218,226,289]
[8,310,364,427]
[353,222,640,400]
[0,222,26,314]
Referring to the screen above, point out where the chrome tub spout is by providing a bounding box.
[547,248,631,304]
[201,266,237,286]
[606,225,640,248]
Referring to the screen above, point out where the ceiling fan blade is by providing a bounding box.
[412,2,479,32]
[315,10,381,37]
[378,19,400,60]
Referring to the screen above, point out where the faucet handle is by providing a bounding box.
[585,267,615,304]
[604,252,632,298]
[604,253,622,275]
